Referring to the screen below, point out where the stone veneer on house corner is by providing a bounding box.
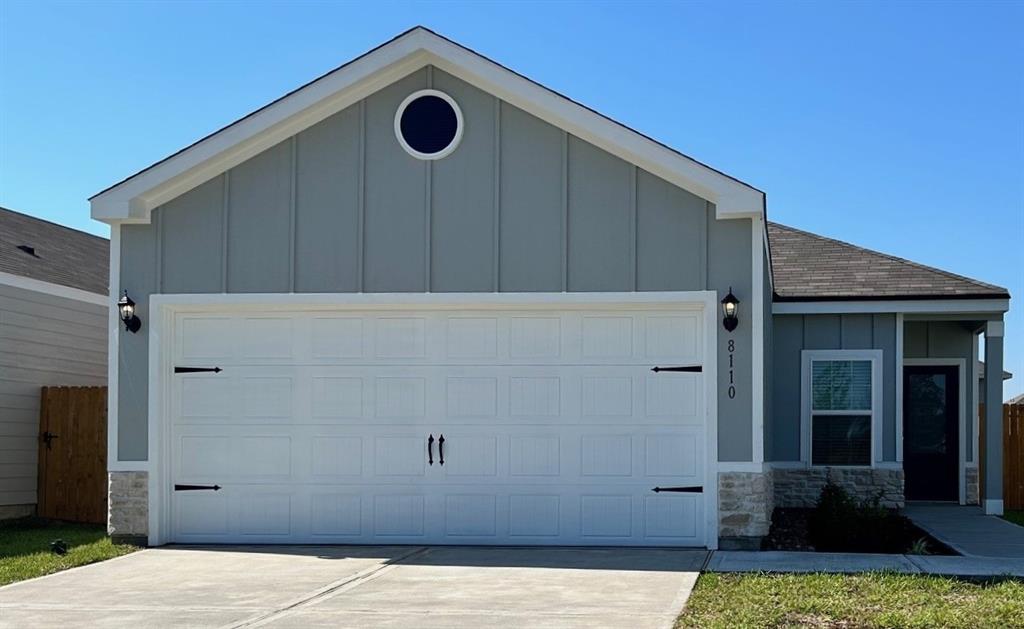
[108,471,148,543]
[719,466,911,546]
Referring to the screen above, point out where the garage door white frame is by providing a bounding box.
[145,291,720,548]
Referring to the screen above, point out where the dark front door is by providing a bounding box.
[903,366,959,501]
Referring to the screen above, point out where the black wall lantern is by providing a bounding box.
[721,287,740,332]
[117,290,141,333]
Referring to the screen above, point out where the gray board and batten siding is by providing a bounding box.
[771,313,898,463]
[116,66,755,463]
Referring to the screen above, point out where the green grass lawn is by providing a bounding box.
[0,518,139,586]
[677,572,1024,629]
[1003,511,1024,528]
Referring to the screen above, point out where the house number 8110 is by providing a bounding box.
[727,339,736,399]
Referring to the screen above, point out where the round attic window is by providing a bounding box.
[394,89,463,160]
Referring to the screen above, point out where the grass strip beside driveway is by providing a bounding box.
[676,572,1024,629]
[0,518,138,586]
[1003,510,1024,528]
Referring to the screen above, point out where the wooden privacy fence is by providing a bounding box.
[979,403,1024,510]
[36,386,108,524]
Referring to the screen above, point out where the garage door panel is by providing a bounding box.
[176,493,229,536]
[310,493,362,536]
[372,436,428,476]
[310,437,364,477]
[580,495,633,537]
[373,494,426,536]
[509,436,560,476]
[644,495,701,541]
[446,317,499,359]
[237,493,292,536]
[180,316,234,360]
[508,494,561,537]
[241,318,295,359]
[645,432,701,479]
[171,303,707,546]
[311,317,366,359]
[444,494,497,536]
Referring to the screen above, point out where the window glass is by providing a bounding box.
[812,415,871,466]
[812,360,872,411]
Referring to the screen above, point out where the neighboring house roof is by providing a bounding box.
[978,361,1013,382]
[90,26,763,224]
[0,206,109,296]
[1008,393,1024,405]
[768,222,1009,302]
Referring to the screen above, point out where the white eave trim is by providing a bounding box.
[0,270,107,306]
[90,28,763,224]
[773,298,1009,315]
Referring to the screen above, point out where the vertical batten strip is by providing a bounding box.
[425,160,432,292]
[425,66,433,292]
[493,98,501,291]
[154,206,163,294]
[560,132,569,292]
[288,136,297,292]
[222,171,230,292]
[701,202,708,286]
[629,165,638,291]
[356,100,366,293]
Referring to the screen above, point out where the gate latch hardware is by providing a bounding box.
[651,486,703,493]
[651,365,702,373]
[174,484,222,491]
[41,431,59,450]
[174,366,222,374]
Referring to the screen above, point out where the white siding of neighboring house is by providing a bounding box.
[0,282,107,517]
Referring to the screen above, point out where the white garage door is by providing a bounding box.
[168,302,708,546]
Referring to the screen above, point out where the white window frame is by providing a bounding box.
[393,88,464,160]
[800,349,884,468]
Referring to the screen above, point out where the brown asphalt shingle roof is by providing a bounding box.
[768,222,1008,302]
[0,207,109,296]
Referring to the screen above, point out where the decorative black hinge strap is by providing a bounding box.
[651,486,703,493]
[651,365,702,373]
[174,367,223,374]
[174,484,221,491]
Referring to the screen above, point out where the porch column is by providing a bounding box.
[984,320,1004,515]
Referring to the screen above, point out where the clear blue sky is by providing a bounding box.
[1,1,1022,398]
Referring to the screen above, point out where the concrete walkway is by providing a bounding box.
[903,504,1024,558]
[708,551,1024,577]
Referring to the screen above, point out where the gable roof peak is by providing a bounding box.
[90,27,763,225]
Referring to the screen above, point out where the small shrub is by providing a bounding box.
[908,537,931,555]
[808,480,918,553]
[808,480,859,551]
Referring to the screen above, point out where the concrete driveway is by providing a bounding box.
[0,545,706,628]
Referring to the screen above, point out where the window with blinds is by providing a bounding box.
[810,359,874,466]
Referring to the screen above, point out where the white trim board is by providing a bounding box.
[91,27,763,225]
[144,290,722,549]
[895,313,904,463]
[903,358,968,505]
[773,299,1009,315]
[0,270,107,306]
[751,216,765,464]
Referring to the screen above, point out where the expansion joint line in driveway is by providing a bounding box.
[225,546,430,629]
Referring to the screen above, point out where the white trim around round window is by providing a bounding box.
[393,89,464,160]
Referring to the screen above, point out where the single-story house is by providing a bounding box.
[0,207,109,519]
[90,27,1010,549]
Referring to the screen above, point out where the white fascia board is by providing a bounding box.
[0,270,108,306]
[773,299,1009,315]
[149,290,717,312]
[91,28,762,224]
